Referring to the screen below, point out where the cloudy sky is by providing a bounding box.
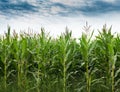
[0,0,120,38]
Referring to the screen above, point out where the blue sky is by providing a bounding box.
[0,0,120,38]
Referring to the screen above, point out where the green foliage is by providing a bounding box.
[0,25,120,92]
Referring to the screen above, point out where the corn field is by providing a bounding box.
[0,25,120,92]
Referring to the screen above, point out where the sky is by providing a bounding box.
[0,0,120,38]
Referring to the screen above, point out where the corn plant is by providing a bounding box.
[57,30,71,92]
[95,25,117,92]
[0,25,120,92]
[79,23,97,92]
[0,27,16,91]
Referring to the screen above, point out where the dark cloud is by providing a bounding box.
[46,0,120,16]
[0,0,120,18]
[0,0,37,17]
[79,1,120,16]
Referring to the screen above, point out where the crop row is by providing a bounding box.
[0,25,120,92]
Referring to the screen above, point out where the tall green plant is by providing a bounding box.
[80,23,96,92]
[0,27,15,91]
[0,25,120,92]
[96,25,117,92]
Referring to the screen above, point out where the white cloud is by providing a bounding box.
[50,0,87,6]
[102,0,117,4]
[51,6,64,14]
[103,0,116,2]
[0,0,120,38]
[10,0,18,4]
[10,0,38,6]
[24,0,38,6]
